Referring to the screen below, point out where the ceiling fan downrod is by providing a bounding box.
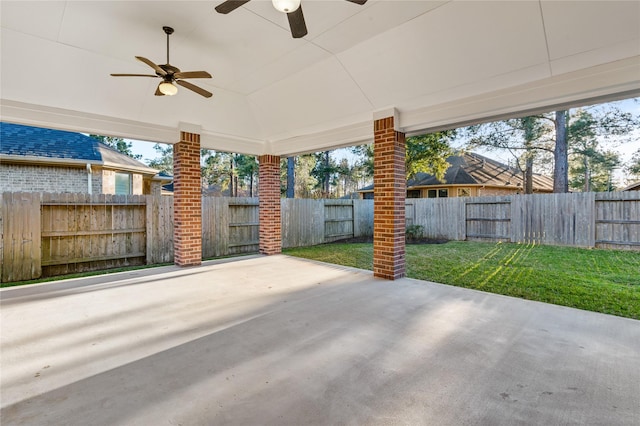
[163,26,174,64]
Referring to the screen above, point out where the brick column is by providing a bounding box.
[259,155,282,255]
[373,116,406,280]
[173,132,202,266]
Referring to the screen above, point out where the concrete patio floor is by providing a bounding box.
[1,255,639,425]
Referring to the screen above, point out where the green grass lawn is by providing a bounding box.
[284,241,640,320]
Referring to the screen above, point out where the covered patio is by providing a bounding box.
[2,0,639,278]
[1,255,639,424]
[2,2,640,423]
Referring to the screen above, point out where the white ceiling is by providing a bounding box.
[1,1,639,156]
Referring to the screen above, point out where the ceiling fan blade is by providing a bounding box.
[136,56,167,76]
[287,5,308,39]
[154,84,165,96]
[176,80,213,98]
[344,0,368,4]
[174,71,212,79]
[215,0,251,14]
[111,73,158,77]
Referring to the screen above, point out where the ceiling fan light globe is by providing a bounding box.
[159,81,178,96]
[272,0,300,13]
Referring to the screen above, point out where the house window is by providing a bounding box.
[427,188,448,198]
[407,190,421,198]
[115,172,132,195]
[362,192,374,200]
[457,188,471,197]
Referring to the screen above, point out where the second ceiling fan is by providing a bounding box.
[215,0,368,38]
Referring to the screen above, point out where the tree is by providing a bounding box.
[202,150,234,195]
[286,157,295,198]
[465,117,554,194]
[568,109,624,192]
[405,131,456,181]
[235,154,259,197]
[464,101,639,193]
[553,110,569,193]
[569,149,620,192]
[625,149,640,182]
[89,135,142,160]
[311,151,339,197]
[147,144,173,174]
[350,130,456,182]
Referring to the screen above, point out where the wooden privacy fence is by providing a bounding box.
[407,191,640,249]
[0,194,374,282]
[281,199,373,247]
[2,191,638,282]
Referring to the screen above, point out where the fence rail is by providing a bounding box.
[1,191,638,282]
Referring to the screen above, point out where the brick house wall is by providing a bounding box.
[0,163,148,194]
[132,173,143,195]
[0,164,89,193]
[101,169,116,194]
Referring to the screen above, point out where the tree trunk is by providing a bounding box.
[553,110,569,193]
[249,173,254,197]
[583,156,590,192]
[234,175,238,198]
[286,157,295,198]
[228,159,235,197]
[525,156,534,194]
[323,151,330,196]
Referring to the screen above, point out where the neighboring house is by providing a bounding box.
[622,182,640,191]
[359,152,554,199]
[0,122,170,195]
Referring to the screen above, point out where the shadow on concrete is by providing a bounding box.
[2,256,639,425]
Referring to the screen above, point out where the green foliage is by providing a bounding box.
[200,151,259,197]
[147,144,173,174]
[350,144,374,177]
[405,132,456,180]
[89,134,142,160]
[625,149,640,181]
[284,242,640,319]
[465,116,555,180]
[350,130,456,181]
[405,225,424,241]
[568,110,622,192]
[311,151,339,196]
[569,149,620,192]
[281,154,320,198]
[463,101,640,192]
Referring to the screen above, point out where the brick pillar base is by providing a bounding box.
[259,155,281,255]
[373,116,406,280]
[173,132,202,266]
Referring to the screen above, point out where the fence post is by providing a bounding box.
[146,195,153,265]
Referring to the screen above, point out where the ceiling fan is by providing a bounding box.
[111,26,213,98]
[215,0,368,38]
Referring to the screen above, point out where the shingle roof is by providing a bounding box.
[360,152,554,192]
[0,122,156,174]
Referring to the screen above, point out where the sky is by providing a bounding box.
[129,97,639,185]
